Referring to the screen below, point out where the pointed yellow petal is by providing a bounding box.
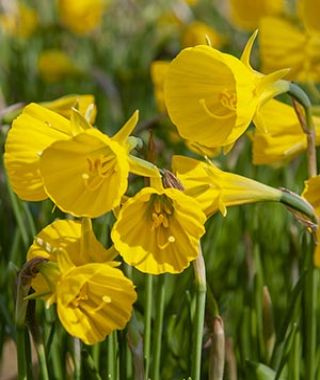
[112,111,139,144]
[240,29,258,69]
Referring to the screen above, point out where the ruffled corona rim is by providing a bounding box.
[112,187,206,274]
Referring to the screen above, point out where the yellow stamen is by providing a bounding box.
[158,235,175,250]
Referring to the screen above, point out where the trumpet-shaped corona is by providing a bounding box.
[112,187,206,274]
[4,103,87,201]
[164,31,289,151]
[39,129,130,217]
[26,219,135,345]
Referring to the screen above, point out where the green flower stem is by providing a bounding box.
[288,82,318,380]
[288,82,317,178]
[16,327,28,380]
[7,184,29,249]
[279,188,317,224]
[151,275,166,380]
[36,342,49,380]
[191,245,207,380]
[304,245,318,380]
[92,344,100,372]
[144,274,153,380]
[107,332,116,379]
[128,312,144,380]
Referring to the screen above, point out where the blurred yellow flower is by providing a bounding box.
[302,177,320,266]
[0,3,38,38]
[164,31,290,153]
[38,49,80,83]
[184,0,199,6]
[302,176,320,217]
[301,0,320,35]
[4,101,95,201]
[27,219,136,345]
[172,155,282,217]
[229,0,284,31]
[58,0,106,35]
[150,60,170,114]
[112,186,206,274]
[252,99,320,165]
[182,21,224,49]
[259,17,320,82]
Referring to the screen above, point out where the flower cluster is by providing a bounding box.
[5,23,318,346]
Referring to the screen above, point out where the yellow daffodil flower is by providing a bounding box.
[39,127,131,217]
[26,219,136,345]
[172,155,282,217]
[56,263,136,345]
[252,99,320,165]
[229,0,284,31]
[164,31,290,153]
[4,103,87,201]
[112,185,206,274]
[259,17,320,82]
[58,0,106,35]
[150,61,170,114]
[5,101,159,217]
[0,3,38,38]
[38,49,80,83]
[181,21,224,49]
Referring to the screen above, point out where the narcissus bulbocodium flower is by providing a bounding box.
[164,31,290,154]
[181,21,224,49]
[150,61,170,114]
[58,0,107,35]
[38,49,80,83]
[259,17,320,82]
[27,219,136,345]
[5,102,158,217]
[252,99,320,165]
[172,155,282,217]
[229,0,284,31]
[111,179,206,274]
[4,100,97,202]
[0,3,38,38]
